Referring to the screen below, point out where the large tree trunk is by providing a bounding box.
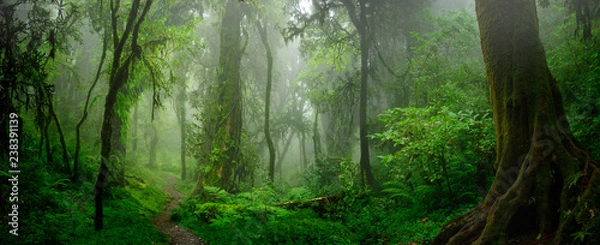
[433,1,600,244]
[192,0,243,195]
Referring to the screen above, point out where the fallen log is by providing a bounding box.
[276,195,343,217]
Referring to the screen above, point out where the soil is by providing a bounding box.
[153,175,208,245]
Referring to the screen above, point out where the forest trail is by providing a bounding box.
[153,175,207,245]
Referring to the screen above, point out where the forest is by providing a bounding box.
[1,0,600,244]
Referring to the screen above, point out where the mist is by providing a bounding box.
[2,0,599,244]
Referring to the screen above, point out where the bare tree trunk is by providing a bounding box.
[312,107,322,160]
[342,0,375,188]
[74,30,108,180]
[300,131,308,171]
[175,87,187,180]
[256,18,276,183]
[276,131,295,181]
[48,91,70,174]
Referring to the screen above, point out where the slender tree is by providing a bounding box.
[47,85,70,173]
[256,18,276,183]
[175,85,187,180]
[433,0,599,244]
[74,30,108,179]
[340,0,375,187]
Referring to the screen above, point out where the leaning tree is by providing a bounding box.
[433,0,599,244]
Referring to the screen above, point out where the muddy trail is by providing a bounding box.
[153,175,208,245]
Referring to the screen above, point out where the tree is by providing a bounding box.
[339,0,375,188]
[255,17,276,183]
[286,0,376,187]
[433,0,600,244]
[94,0,153,230]
[192,0,244,195]
[175,83,187,180]
[74,28,108,180]
[0,0,78,169]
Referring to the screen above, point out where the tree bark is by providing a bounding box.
[433,0,600,244]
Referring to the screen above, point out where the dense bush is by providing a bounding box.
[173,186,355,245]
[372,106,495,211]
[0,149,169,244]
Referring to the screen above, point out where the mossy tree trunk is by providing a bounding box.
[94,0,153,231]
[192,0,243,195]
[433,0,600,244]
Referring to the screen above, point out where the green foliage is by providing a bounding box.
[0,142,169,244]
[543,8,600,160]
[303,156,360,196]
[373,106,495,211]
[174,186,353,245]
[409,10,488,109]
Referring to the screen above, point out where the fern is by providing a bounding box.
[567,172,585,189]
[571,231,591,242]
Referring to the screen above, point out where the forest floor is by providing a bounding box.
[153,174,208,245]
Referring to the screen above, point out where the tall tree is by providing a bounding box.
[192,0,244,194]
[94,0,153,230]
[340,0,375,188]
[74,29,108,180]
[256,18,277,183]
[433,0,599,244]
[175,84,187,180]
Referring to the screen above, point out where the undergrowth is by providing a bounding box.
[0,151,170,244]
[173,182,476,245]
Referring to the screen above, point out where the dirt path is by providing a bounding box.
[153,175,208,245]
